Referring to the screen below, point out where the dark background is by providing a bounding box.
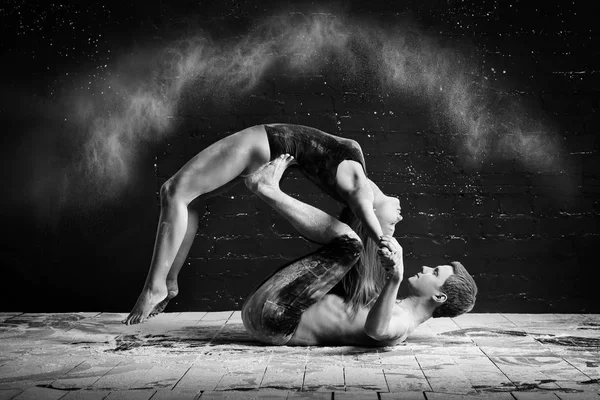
[1,0,598,313]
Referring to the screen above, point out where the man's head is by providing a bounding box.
[407,261,477,318]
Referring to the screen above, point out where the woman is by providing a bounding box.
[124,124,402,325]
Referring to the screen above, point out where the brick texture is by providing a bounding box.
[152,5,598,313]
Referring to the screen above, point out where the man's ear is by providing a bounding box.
[432,292,447,304]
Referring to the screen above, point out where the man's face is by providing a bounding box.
[407,265,454,298]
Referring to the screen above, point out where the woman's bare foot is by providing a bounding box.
[245,153,296,194]
[123,285,168,325]
[148,281,179,318]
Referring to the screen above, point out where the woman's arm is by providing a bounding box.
[364,235,407,341]
[246,155,358,245]
[336,160,384,243]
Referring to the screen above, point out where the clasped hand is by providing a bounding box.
[377,235,404,278]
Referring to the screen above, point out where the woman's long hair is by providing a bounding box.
[338,207,387,316]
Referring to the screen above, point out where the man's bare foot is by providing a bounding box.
[148,282,179,318]
[123,285,168,325]
[245,153,296,194]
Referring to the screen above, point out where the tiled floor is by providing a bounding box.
[0,312,598,399]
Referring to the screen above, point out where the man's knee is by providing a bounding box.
[326,234,363,262]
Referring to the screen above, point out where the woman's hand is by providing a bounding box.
[378,235,404,279]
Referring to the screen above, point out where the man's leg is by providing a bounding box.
[242,234,362,345]
[241,155,363,344]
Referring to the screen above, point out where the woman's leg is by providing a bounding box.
[148,178,241,317]
[124,125,271,325]
[245,154,357,245]
[241,155,363,344]
[147,208,199,318]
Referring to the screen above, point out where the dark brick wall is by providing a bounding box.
[1,1,597,313]
[153,4,599,313]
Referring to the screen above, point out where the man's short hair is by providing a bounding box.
[432,261,478,318]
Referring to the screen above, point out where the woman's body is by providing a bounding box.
[124,123,401,325]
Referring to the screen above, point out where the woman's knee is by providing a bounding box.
[160,177,193,207]
[159,179,178,206]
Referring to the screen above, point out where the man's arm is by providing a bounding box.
[363,235,408,341]
[336,160,384,243]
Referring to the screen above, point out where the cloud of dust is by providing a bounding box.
[33,11,567,213]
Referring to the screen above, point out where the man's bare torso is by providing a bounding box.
[288,294,405,346]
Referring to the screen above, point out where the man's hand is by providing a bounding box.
[378,235,404,278]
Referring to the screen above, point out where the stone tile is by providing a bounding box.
[538,359,600,393]
[104,389,156,400]
[343,366,387,392]
[452,355,516,392]
[0,347,30,366]
[115,313,192,339]
[562,355,600,381]
[580,316,600,326]
[91,361,156,391]
[174,312,207,322]
[214,356,270,391]
[452,314,518,329]
[334,391,379,399]
[173,362,224,393]
[512,392,561,400]
[197,312,234,326]
[476,334,559,357]
[415,354,475,394]
[441,345,486,358]
[151,388,199,399]
[341,348,382,366]
[380,355,431,392]
[135,362,194,390]
[260,355,306,391]
[0,389,23,400]
[210,322,256,347]
[200,391,288,399]
[61,391,112,400]
[421,317,461,334]
[51,358,123,390]
[556,393,600,400]
[489,356,563,391]
[0,355,84,390]
[287,392,331,399]
[425,393,514,399]
[551,314,589,325]
[92,313,130,324]
[0,314,23,323]
[379,392,426,400]
[502,314,579,330]
[302,353,344,392]
[12,387,65,400]
[226,312,243,324]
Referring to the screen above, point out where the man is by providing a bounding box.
[242,154,478,346]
